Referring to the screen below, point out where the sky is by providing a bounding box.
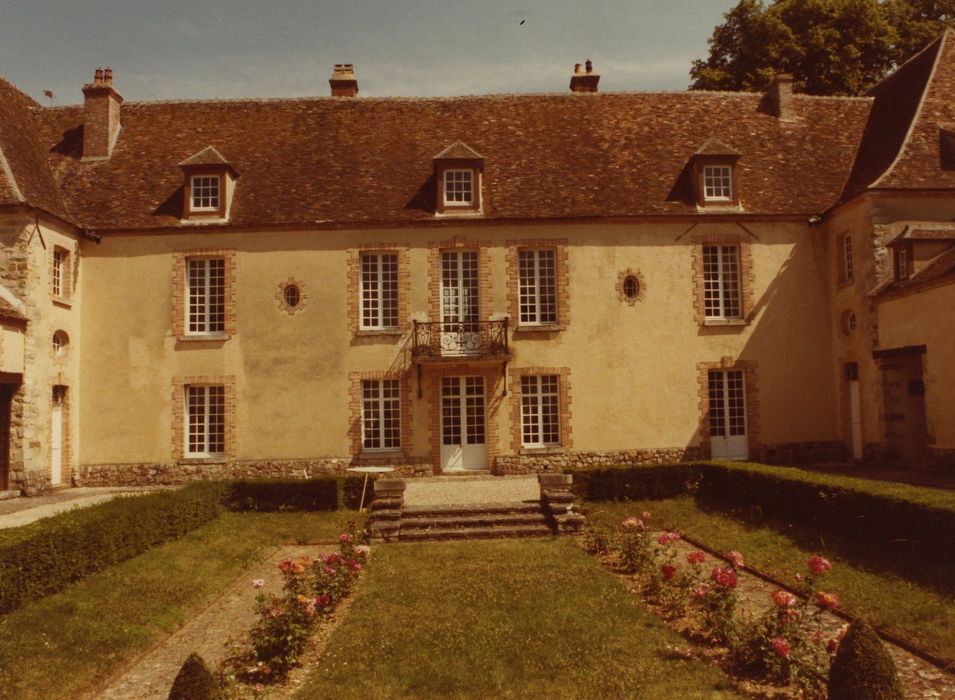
[0,0,735,105]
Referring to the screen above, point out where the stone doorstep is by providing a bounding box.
[398,524,555,542]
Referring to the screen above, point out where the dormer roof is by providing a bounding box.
[433,141,483,161]
[178,146,239,176]
[693,138,741,158]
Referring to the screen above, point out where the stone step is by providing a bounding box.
[400,511,551,529]
[401,502,542,518]
[399,523,555,542]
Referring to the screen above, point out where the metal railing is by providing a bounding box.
[411,319,509,360]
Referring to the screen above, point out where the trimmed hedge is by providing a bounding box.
[0,482,224,614]
[223,478,340,512]
[569,461,955,574]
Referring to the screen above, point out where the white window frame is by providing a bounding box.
[186,257,226,335]
[702,165,733,202]
[841,234,854,283]
[190,175,221,212]
[702,244,742,320]
[185,384,225,458]
[520,375,561,448]
[443,169,474,205]
[360,253,399,330]
[518,249,558,325]
[52,248,66,298]
[361,379,401,451]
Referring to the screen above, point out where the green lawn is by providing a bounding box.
[295,538,745,699]
[583,496,955,663]
[0,510,362,700]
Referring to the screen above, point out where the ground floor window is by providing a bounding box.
[521,374,560,447]
[362,379,401,450]
[186,385,225,456]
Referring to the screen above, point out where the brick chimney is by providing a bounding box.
[570,59,599,93]
[768,73,795,122]
[329,64,358,97]
[82,66,123,160]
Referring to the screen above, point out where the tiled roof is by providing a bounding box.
[0,78,69,218]
[890,223,955,242]
[32,91,872,230]
[873,243,955,297]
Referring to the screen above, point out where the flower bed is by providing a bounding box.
[585,514,855,698]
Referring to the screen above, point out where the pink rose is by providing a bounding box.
[661,564,677,581]
[772,590,796,608]
[726,551,745,569]
[808,555,832,576]
[815,591,839,610]
[772,636,791,659]
[622,517,644,530]
[692,585,708,599]
[711,566,738,588]
[687,550,706,565]
[339,533,354,543]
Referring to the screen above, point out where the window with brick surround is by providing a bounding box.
[361,379,401,450]
[518,249,558,325]
[703,244,742,319]
[185,385,225,457]
[187,257,226,334]
[360,253,399,329]
[702,165,733,201]
[190,175,221,211]
[840,233,854,283]
[52,247,68,298]
[521,375,560,447]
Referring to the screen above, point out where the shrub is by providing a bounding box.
[568,464,700,502]
[223,478,340,512]
[168,652,217,700]
[828,621,904,700]
[0,482,224,614]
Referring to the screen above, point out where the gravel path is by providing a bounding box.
[0,487,171,529]
[403,474,538,506]
[92,544,331,700]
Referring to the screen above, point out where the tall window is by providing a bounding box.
[518,249,558,325]
[841,234,854,283]
[443,169,474,205]
[360,253,399,329]
[52,248,66,297]
[361,379,400,450]
[186,385,225,456]
[521,375,560,447]
[896,249,908,278]
[703,245,741,319]
[187,258,226,334]
[190,175,220,211]
[702,165,733,201]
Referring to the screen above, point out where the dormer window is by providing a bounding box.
[433,141,483,215]
[688,139,741,208]
[178,146,239,223]
[897,248,909,279]
[703,165,733,201]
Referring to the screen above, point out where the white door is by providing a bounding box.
[708,369,748,460]
[51,391,63,485]
[440,251,480,356]
[440,376,488,470]
[849,380,863,460]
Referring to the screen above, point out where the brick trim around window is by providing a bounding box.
[508,366,573,454]
[347,371,412,462]
[690,235,755,325]
[695,358,760,459]
[427,237,492,324]
[172,249,237,340]
[346,244,411,335]
[48,383,72,485]
[171,375,236,461]
[505,239,570,331]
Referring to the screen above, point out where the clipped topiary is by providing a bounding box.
[828,621,904,700]
[168,652,217,700]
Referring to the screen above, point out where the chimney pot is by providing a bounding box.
[768,73,795,121]
[82,67,123,159]
[330,63,359,97]
[574,63,583,75]
[94,67,104,84]
[585,59,593,74]
[104,66,113,86]
[570,60,600,93]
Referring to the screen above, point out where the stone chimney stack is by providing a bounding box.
[570,59,600,93]
[82,66,123,160]
[329,64,359,97]
[768,73,795,122]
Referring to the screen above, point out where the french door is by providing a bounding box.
[440,376,487,470]
[708,370,748,460]
[440,251,480,355]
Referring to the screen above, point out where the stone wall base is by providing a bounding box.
[11,469,53,496]
[78,458,434,487]
[493,447,704,474]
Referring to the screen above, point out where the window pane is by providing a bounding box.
[191,176,220,210]
[518,249,557,324]
[361,379,400,450]
[521,374,560,447]
[444,170,473,204]
[703,245,741,320]
[187,258,225,333]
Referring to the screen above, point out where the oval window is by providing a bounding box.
[623,275,640,300]
[52,330,69,357]
[840,310,857,336]
[283,284,301,308]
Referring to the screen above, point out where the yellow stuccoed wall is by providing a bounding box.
[78,220,838,472]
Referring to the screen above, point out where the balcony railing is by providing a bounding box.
[411,319,509,361]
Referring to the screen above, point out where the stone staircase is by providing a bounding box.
[368,473,584,543]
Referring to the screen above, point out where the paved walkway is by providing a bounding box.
[0,486,171,529]
[402,474,539,507]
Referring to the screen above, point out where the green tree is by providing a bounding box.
[691,0,955,95]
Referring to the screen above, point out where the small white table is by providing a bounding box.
[347,466,395,511]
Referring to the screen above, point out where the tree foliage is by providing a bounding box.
[691,0,955,95]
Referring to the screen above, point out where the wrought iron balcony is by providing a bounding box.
[411,319,510,361]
